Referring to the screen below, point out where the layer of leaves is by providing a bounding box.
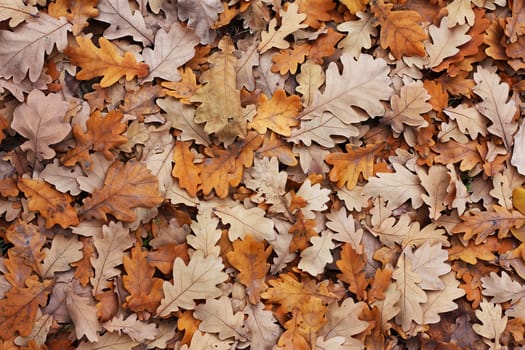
[1,0,525,349]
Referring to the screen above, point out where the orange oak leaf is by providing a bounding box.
[80,160,164,222]
[262,272,343,316]
[123,243,164,317]
[340,0,370,14]
[71,236,95,287]
[325,142,385,190]
[257,131,298,166]
[198,131,263,198]
[48,0,99,35]
[448,237,500,265]
[0,177,19,198]
[0,278,53,339]
[250,89,302,136]
[65,35,149,88]
[61,109,128,169]
[368,267,393,303]
[295,0,336,29]
[279,297,327,349]
[172,141,201,197]
[161,67,199,104]
[453,205,525,244]
[0,116,8,143]
[95,282,118,322]
[5,221,45,279]
[432,140,483,172]
[336,243,369,301]
[18,178,79,229]
[307,28,344,65]
[271,44,311,75]
[371,0,427,59]
[178,310,201,345]
[147,242,189,275]
[289,210,318,252]
[226,235,272,304]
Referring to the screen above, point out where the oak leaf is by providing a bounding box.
[80,160,163,222]
[214,203,275,241]
[172,141,201,197]
[48,0,99,35]
[407,242,451,290]
[250,89,302,136]
[194,296,246,341]
[364,161,424,210]
[65,36,149,88]
[299,231,335,277]
[41,235,83,279]
[191,37,246,142]
[188,208,221,257]
[422,272,465,324]
[473,299,507,348]
[288,114,354,148]
[473,65,518,150]
[177,0,224,44]
[371,0,427,58]
[90,221,134,295]
[11,90,70,167]
[271,44,310,75]
[325,142,384,190]
[443,103,487,139]
[320,298,368,346]
[198,132,263,198]
[157,250,228,317]
[95,0,153,45]
[76,332,137,350]
[158,97,211,145]
[452,205,525,244]
[445,0,475,27]
[417,165,450,220]
[294,60,324,107]
[142,24,199,83]
[103,314,158,342]
[0,0,37,27]
[336,243,368,300]
[258,3,307,54]
[432,140,483,171]
[18,178,79,229]
[382,81,432,133]
[227,235,272,304]
[337,11,376,59]
[123,244,164,316]
[300,53,392,124]
[481,271,525,304]
[262,273,342,315]
[340,0,369,14]
[6,221,46,278]
[244,303,281,350]
[0,14,71,83]
[393,251,427,331]
[295,0,336,29]
[0,278,53,339]
[40,160,83,196]
[65,283,100,341]
[325,207,363,247]
[425,17,471,69]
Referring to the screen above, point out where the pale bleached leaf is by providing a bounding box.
[194,296,247,341]
[473,65,518,150]
[337,11,376,59]
[214,204,275,241]
[325,207,363,248]
[103,314,159,342]
[425,17,471,68]
[299,230,335,276]
[40,160,83,196]
[294,179,331,219]
[482,271,525,304]
[142,24,199,83]
[41,235,83,279]
[0,14,71,83]
[422,272,465,324]
[157,250,227,317]
[473,299,507,347]
[188,207,222,257]
[407,242,451,290]
[96,0,154,45]
[244,302,281,350]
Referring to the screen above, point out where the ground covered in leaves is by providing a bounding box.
[1,0,525,349]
